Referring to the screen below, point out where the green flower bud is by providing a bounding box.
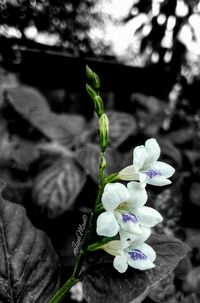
[92,72,100,90]
[99,114,109,152]
[86,65,94,81]
[94,95,104,117]
[86,65,100,90]
[86,83,97,100]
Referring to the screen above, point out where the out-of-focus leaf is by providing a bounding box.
[152,180,183,234]
[33,157,87,218]
[0,135,40,170]
[6,86,86,145]
[6,85,50,115]
[166,129,195,145]
[107,111,137,148]
[75,144,99,183]
[0,168,32,204]
[0,181,60,302]
[148,272,176,302]
[130,93,166,136]
[174,256,192,280]
[0,68,18,107]
[183,266,200,295]
[0,68,18,90]
[159,139,182,169]
[184,228,200,263]
[189,182,200,206]
[181,294,199,303]
[82,234,190,303]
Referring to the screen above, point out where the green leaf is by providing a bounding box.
[33,157,87,218]
[0,181,60,302]
[82,234,190,303]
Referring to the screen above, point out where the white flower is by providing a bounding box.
[96,182,163,238]
[70,282,83,302]
[102,240,156,273]
[118,138,175,186]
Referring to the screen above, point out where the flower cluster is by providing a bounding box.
[96,138,175,273]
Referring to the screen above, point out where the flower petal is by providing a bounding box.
[133,145,147,170]
[144,138,161,165]
[133,206,163,227]
[102,240,124,256]
[119,226,151,246]
[148,161,175,178]
[118,165,139,181]
[141,161,175,186]
[140,172,172,186]
[113,255,128,273]
[102,183,130,210]
[128,242,156,262]
[125,246,155,270]
[96,211,119,237]
[115,210,142,235]
[127,181,148,208]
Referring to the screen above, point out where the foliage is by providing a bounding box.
[0,181,60,302]
[0,66,198,303]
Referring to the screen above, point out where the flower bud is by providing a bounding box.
[86,65,93,81]
[94,95,104,117]
[86,83,97,101]
[86,65,100,90]
[92,72,100,90]
[99,114,109,152]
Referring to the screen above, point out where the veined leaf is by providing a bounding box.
[0,181,60,302]
[82,234,190,303]
[33,157,87,218]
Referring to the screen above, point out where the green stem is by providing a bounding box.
[48,278,78,303]
[48,250,84,303]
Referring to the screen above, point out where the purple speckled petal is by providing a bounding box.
[122,213,138,223]
[125,243,156,270]
[128,249,147,261]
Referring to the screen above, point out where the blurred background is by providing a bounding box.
[0,0,200,302]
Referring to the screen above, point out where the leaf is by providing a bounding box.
[90,111,137,148]
[183,266,200,295]
[148,272,176,302]
[0,181,60,302]
[75,144,99,183]
[105,111,137,148]
[82,234,190,303]
[6,85,50,114]
[6,86,86,145]
[33,157,87,218]
[0,135,40,170]
[0,168,32,205]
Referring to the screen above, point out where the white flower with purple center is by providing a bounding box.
[118,138,175,186]
[102,240,156,273]
[96,182,163,238]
